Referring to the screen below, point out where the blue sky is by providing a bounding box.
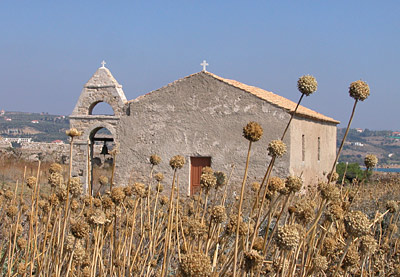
[0,1,399,130]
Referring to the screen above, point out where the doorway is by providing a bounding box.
[190,157,211,195]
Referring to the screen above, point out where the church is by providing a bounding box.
[69,63,339,195]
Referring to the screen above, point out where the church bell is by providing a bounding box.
[100,141,109,156]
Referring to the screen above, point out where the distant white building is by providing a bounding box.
[355,128,363,133]
[0,110,5,116]
[31,120,39,124]
[354,142,364,146]
[4,138,32,143]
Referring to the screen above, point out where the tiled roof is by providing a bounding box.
[205,72,339,124]
[130,71,339,124]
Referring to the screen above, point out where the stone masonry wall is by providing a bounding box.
[116,72,291,195]
[289,117,337,186]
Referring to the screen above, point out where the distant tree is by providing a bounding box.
[336,162,370,184]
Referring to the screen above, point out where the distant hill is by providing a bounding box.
[0,111,398,167]
[0,111,69,143]
[338,128,400,167]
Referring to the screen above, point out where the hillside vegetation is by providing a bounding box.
[0,111,69,142]
[338,128,400,166]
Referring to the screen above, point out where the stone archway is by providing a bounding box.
[88,101,115,115]
[88,126,116,196]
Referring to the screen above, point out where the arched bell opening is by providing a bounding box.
[88,101,115,115]
[88,127,115,196]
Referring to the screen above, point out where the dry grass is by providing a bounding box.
[0,77,398,276]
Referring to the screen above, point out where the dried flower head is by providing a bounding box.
[99,176,108,186]
[211,205,226,223]
[268,176,285,192]
[312,254,328,272]
[318,182,340,201]
[154,172,164,182]
[93,198,102,208]
[226,214,249,236]
[170,155,185,169]
[243,250,263,272]
[160,195,168,206]
[187,218,207,238]
[69,177,83,197]
[70,199,80,212]
[17,237,27,250]
[297,75,318,96]
[253,236,264,251]
[359,235,377,256]
[327,172,339,182]
[349,80,370,101]
[343,245,360,269]
[26,176,37,189]
[251,181,260,192]
[268,140,287,157]
[66,128,82,137]
[364,154,378,169]
[48,172,63,188]
[17,263,26,275]
[101,195,113,209]
[179,252,212,277]
[49,193,60,207]
[325,203,344,221]
[200,171,217,191]
[88,209,108,226]
[123,185,133,197]
[150,154,161,166]
[202,166,213,174]
[49,163,62,174]
[133,182,147,198]
[111,187,125,205]
[285,176,303,193]
[6,205,18,218]
[243,121,263,142]
[344,210,370,237]
[386,200,399,213]
[70,219,89,239]
[294,199,315,225]
[3,189,14,200]
[214,171,227,188]
[276,224,300,251]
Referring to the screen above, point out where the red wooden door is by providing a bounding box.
[190,157,211,195]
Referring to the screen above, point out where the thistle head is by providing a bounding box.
[364,154,378,169]
[243,121,263,142]
[150,154,161,166]
[285,176,303,193]
[26,176,37,189]
[169,155,185,170]
[268,140,287,157]
[49,163,62,174]
[66,128,82,138]
[297,75,317,96]
[349,80,370,101]
[344,210,370,238]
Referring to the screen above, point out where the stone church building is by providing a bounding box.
[69,64,339,195]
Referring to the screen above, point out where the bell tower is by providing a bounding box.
[69,62,127,192]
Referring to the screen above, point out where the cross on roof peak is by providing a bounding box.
[200,60,209,72]
[101,60,106,68]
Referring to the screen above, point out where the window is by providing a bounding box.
[318,137,321,161]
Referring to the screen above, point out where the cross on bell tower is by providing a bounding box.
[101,60,106,68]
